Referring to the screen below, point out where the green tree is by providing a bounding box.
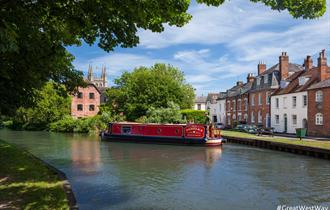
[105,64,195,121]
[0,0,325,115]
[140,102,185,124]
[13,82,71,130]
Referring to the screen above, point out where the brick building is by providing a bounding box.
[249,52,303,127]
[71,65,109,118]
[307,50,330,137]
[225,73,254,127]
[71,84,101,118]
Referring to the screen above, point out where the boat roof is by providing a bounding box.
[110,122,205,126]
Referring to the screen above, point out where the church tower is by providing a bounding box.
[86,65,108,87]
[87,64,93,81]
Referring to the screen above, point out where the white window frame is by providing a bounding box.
[315,113,323,125]
[258,111,262,124]
[258,93,262,105]
[303,95,307,107]
[292,96,297,108]
[283,97,287,109]
[251,112,255,123]
[315,90,323,102]
[292,115,297,125]
[275,115,280,124]
[251,94,255,106]
[275,98,279,109]
[266,92,270,105]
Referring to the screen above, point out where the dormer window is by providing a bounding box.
[299,76,310,86]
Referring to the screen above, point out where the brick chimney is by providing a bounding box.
[318,49,329,81]
[258,62,266,75]
[279,52,289,80]
[247,73,255,83]
[304,55,313,71]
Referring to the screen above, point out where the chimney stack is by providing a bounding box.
[279,52,289,80]
[247,73,255,83]
[304,55,313,71]
[318,49,329,81]
[258,62,266,75]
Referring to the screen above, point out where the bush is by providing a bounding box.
[142,102,185,124]
[49,111,124,133]
[180,109,207,124]
[49,116,76,132]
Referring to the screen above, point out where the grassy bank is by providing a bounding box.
[0,139,69,210]
[222,130,330,150]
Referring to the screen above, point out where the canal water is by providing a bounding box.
[0,129,329,210]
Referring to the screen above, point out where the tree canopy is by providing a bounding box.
[105,64,195,121]
[13,82,71,130]
[0,0,326,115]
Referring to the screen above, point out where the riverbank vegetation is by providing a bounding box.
[105,64,195,121]
[0,139,69,209]
[1,65,202,133]
[222,130,330,150]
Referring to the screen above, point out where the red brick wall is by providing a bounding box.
[248,90,272,127]
[71,85,101,118]
[225,94,249,127]
[307,88,330,137]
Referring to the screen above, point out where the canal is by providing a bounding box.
[0,129,329,210]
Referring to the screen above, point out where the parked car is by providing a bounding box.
[243,125,258,134]
[233,124,246,132]
[256,127,274,136]
[215,123,225,129]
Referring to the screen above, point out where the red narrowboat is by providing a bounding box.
[101,122,222,146]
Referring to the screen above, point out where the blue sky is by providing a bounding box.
[67,0,330,95]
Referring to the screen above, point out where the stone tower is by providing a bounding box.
[86,65,108,87]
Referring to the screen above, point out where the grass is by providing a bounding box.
[0,139,69,210]
[221,130,330,150]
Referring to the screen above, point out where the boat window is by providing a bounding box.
[122,126,131,134]
[157,128,161,134]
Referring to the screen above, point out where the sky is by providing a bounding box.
[67,0,330,95]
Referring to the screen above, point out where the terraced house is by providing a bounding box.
[248,52,303,127]
[225,74,254,127]
[271,50,330,136]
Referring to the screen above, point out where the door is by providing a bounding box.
[303,119,308,129]
[212,115,217,123]
[284,114,287,133]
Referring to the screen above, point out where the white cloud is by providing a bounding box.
[71,0,330,95]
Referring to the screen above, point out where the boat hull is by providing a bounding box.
[101,133,222,146]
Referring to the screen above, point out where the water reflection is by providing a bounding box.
[71,139,101,174]
[1,129,329,210]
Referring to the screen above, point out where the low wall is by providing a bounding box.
[223,136,330,160]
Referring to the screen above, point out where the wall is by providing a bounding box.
[194,102,206,111]
[307,88,330,137]
[71,85,100,118]
[215,99,226,125]
[271,91,308,134]
[248,90,272,127]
